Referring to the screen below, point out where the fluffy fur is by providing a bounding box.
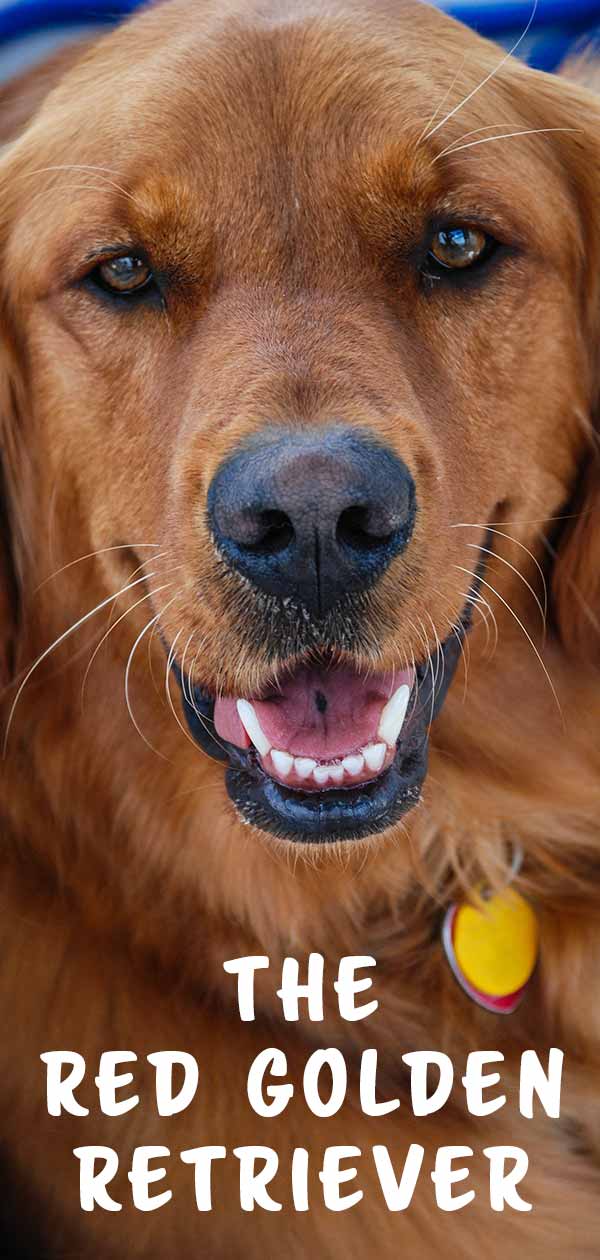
[1,1,600,1254]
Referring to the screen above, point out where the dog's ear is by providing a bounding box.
[525,60,600,661]
[0,492,19,689]
[552,440,600,662]
[0,295,22,688]
[0,51,82,690]
[0,134,28,690]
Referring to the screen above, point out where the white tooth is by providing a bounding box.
[342,753,365,777]
[329,763,345,784]
[236,699,271,756]
[313,765,331,785]
[377,683,410,747]
[295,757,317,779]
[363,742,387,773]
[271,749,293,778]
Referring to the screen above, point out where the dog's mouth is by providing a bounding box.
[170,615,468,844]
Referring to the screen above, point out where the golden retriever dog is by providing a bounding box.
[1,0,600,1254]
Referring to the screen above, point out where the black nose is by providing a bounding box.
[207,426,416,618]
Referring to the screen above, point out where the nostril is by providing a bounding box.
[336,504,396,552]
[208,426,417,615]
[242,508,295,556]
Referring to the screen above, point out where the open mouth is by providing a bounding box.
[170,622,466,844]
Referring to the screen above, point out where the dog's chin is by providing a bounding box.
[169,619,466,845]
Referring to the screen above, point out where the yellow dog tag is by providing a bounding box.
[442,888,538,1014]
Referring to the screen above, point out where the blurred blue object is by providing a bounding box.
[0,0,599,73]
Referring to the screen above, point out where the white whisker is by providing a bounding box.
[23,164,141,205]
[174,631,231,758]
[454,564,563,724]
[465,541,546,635]
[164,633,210,757]
[124,599,180,761]
[3,572,154,754]
[81,583,171,707]
[461,588,499,658]
[417,54,466,144]
[431,126,580,164]
[453,522,548,621]
[35,543,160,591]
[422,0,539,143]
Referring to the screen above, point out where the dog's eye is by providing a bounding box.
[91,254,153,295]
[427,226,492,272]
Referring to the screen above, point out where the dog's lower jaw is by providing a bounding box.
[225,743,427,843]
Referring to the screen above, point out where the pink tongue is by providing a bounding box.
[214,664,412,760]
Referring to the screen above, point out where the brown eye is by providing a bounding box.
[96,254,153,293]
[428,225,490,270]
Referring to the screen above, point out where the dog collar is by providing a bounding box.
[442,854,539,1014]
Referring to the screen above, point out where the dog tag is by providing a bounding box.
[442,888,538,1014]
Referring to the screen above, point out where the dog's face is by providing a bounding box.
[1,0,599,849]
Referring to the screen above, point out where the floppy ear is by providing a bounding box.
[552,439,600,662]
[0,47,90,690]
[0,139,30,691]
[0,306,22,688]
[532,59,600,662]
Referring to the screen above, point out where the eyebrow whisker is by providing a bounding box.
[421,0,539,144]
[22,164,140,206]
[431,126,581,164]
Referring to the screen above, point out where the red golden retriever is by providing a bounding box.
[1,0,600,1254]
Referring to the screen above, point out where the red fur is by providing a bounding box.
[1,2,600,1254]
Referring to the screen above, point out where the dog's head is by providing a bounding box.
[1,0,599,851]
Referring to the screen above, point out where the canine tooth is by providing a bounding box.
[377,683,410,747]
[363,742,387,773]
[271,749,293,778]
[295,757,317,779]
[342,753,364,776]
[236,699,271,756]
[313,765,331,785]
[329,764,345,784]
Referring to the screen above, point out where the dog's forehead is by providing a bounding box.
[45,4,517,218]
[5,0,580,293]
[47,0,496,164]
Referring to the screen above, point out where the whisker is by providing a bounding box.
[422,0,539,143]
[144,576,188,694]
[425,611,445,697]
[452,510,595,527]
[189,635,208,692]
[431,126,580,164]
[417,53,466,144]
[3,572,154,754]
[179,632,196,709]
[454,564,564,725]
[124,609,174,762]
[416,616,438,729]
[431,121,516,149]
[99,551,173,650]
[22,164,141,205]
[456,621,471,703]
[81,583,171,708]
[453,522,548,622]
[164,633,213,758]
[462,589,498,658]
[176,631,232,759]
[465,541,546,636]
[35,543,160,591]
